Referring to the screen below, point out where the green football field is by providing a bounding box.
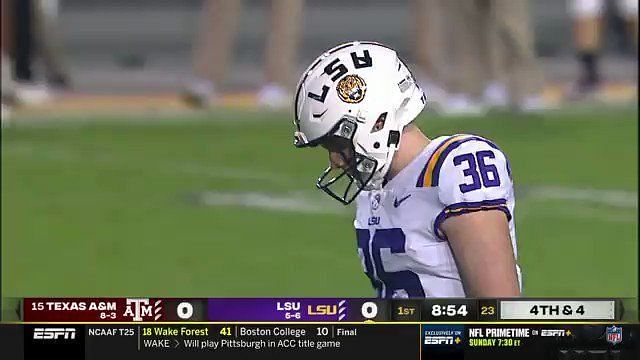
[2,106,637,317]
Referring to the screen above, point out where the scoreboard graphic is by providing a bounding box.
[1,297,637,359]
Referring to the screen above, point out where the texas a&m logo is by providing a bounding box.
[123,298,162,321]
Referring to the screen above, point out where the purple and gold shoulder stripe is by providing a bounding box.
[433,198,511,240]
[417,134,473,188]
[416,134,509,188]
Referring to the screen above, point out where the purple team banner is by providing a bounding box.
[207,298,353,322]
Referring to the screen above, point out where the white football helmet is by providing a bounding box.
[293,41,426,204]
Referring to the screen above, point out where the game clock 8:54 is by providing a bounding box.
[423,300,476,321]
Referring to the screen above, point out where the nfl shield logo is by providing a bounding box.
[606,325,622,345]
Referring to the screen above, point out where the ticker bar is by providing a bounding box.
[15,323,419,360]
[3,323,637,360]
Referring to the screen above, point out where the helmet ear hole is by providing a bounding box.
[387,130,400,147]
[370,112,388,133]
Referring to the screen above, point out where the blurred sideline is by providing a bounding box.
[9,81,637,119]
[3,0,637,120]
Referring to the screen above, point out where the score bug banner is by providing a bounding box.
[19,298,623,322]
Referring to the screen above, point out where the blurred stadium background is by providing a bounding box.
[1,0,637,318]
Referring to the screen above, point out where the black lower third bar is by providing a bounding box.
[14,324,420,360]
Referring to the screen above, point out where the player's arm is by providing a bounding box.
[441,210,520,297]
[432,137,521,297]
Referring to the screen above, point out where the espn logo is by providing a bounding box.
[33,327,76,340]
[541,329,566,337]
[424,336,454,345]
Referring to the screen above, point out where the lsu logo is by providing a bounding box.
[307,300,347,321]
[123,298,162,321]
[308,305,337,315]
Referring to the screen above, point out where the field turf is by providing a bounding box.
[2,107,637,318]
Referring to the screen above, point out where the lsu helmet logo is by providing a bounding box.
[336,74,366,104]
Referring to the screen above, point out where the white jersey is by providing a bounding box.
[354,134,521,298]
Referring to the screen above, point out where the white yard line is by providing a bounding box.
[552,206,637,223]
[6,108,282,127]
[522,185,638,209]
[196,191,348,215]
[194,185,638,217]
[4,144,637,216]
[2,141,292,184]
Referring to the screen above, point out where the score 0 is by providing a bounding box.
[177,302,194,320]
[361,301,379,320]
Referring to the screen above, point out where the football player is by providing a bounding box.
[292,41,521,298]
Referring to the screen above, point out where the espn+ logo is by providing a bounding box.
[33,327,76,340]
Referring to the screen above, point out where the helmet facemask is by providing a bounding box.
[314,117,378,205]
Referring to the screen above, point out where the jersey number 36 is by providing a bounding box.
[453,150,501,193]
[356,228,425,298]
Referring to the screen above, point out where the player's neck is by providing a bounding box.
[386,125,430,180]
